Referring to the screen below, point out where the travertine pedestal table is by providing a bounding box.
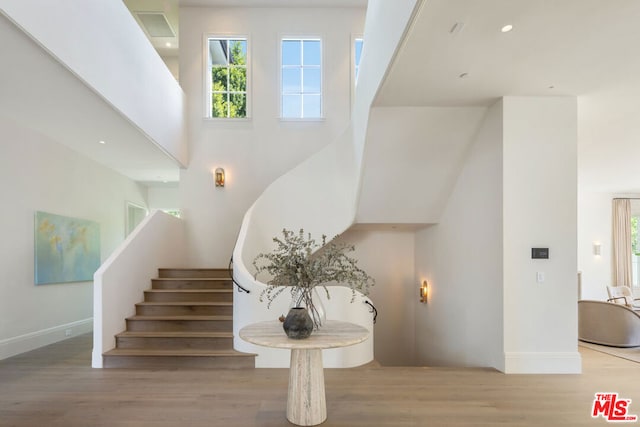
[239,320,370,426]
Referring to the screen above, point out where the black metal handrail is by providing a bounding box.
[228,256,250,294]
[364,300,377,324]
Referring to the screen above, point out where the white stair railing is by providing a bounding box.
[92,211,187,368]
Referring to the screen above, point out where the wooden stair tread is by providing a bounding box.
[116,331,233,338]
[127,315,232,321]
[105,267,253,369]
[104,349,254,357]
[153,277,230,281]
[145,289,232,293]
[136,302,232,306]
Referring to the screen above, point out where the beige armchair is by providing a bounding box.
[606,285,640,310]
[578,300,640,347]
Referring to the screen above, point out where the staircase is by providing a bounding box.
[102,268,255,369]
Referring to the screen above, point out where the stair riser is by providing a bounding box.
[136,305,233,316]
[144,292,233,303]
[158,269,231,279]
[116,336,234,351]
[126,319,232,332]
[103,355,254,369]
[152,279,232,290]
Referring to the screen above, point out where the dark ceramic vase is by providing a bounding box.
[283,307,314,339]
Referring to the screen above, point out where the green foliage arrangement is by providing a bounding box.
[253,229,375,326]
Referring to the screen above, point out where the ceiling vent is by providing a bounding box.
[135,12,175,38]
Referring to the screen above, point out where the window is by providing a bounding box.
[281,38,322,119]
[208,37,247,118]
[354,38,363,84]
[626,199,640,286]
[633,215,640,286]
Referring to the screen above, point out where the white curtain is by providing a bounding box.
[612,198,632,286]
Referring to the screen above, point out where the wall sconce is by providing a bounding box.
[214,168,225,187]
[593,242,601,256]
[420,280,428,303]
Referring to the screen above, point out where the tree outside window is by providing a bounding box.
[209,38,247,118]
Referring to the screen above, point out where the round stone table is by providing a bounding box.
[239,320,370,426]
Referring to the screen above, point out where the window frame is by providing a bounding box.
[204,34,251,120]
[353,36,364,86]
[351,34,364,108]
[279,36,324,121]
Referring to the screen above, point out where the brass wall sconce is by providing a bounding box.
[214,168,225,187]
[420,280,428,303]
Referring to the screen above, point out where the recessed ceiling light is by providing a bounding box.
[165,42,171,47]
[501,24,514,33]
[98,140,106,144]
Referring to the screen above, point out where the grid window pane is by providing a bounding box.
[303,68,321,93]
[211,67,228,92]
[212,93,228,117]
[355,38,364,84]
[208,37,248,118]
[229,67,246,91]
[282,40,301,66]
[355,39,363,65]
[229,93,247,118]
[282,68,301,93]
[303,40,321,65]
[210,39,228,66]
[229,40,247,65]
[282,95,302,118]
[303,95,321,118]
[281,38,321,118]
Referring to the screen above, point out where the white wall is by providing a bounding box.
[502,96,580,374]
[148,185,180,212]
[179,6,365,267]
[357,106,486,224]
[338,228,417,366]
[0,117,147,359]
[414,101,503,369]
[0,0,187,166]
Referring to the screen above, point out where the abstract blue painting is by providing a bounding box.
[34,211,100,285]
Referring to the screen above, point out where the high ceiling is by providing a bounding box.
[5,0,638,193]
[0,12,180,186]
[375,0,640,193]
[124,0,368,59]
[180,0,366,7]
[376,0,640,107]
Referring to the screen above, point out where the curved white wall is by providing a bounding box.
[232,0,423,367]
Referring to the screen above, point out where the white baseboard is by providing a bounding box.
[503,351,582,374]
[0,318,93,361]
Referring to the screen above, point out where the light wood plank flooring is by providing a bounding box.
[1,333,638,426]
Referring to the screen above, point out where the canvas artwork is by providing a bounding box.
[34,211,100,285]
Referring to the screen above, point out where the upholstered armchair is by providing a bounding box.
[606,285,640,309]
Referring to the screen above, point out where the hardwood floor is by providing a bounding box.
[1,333,638,426]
